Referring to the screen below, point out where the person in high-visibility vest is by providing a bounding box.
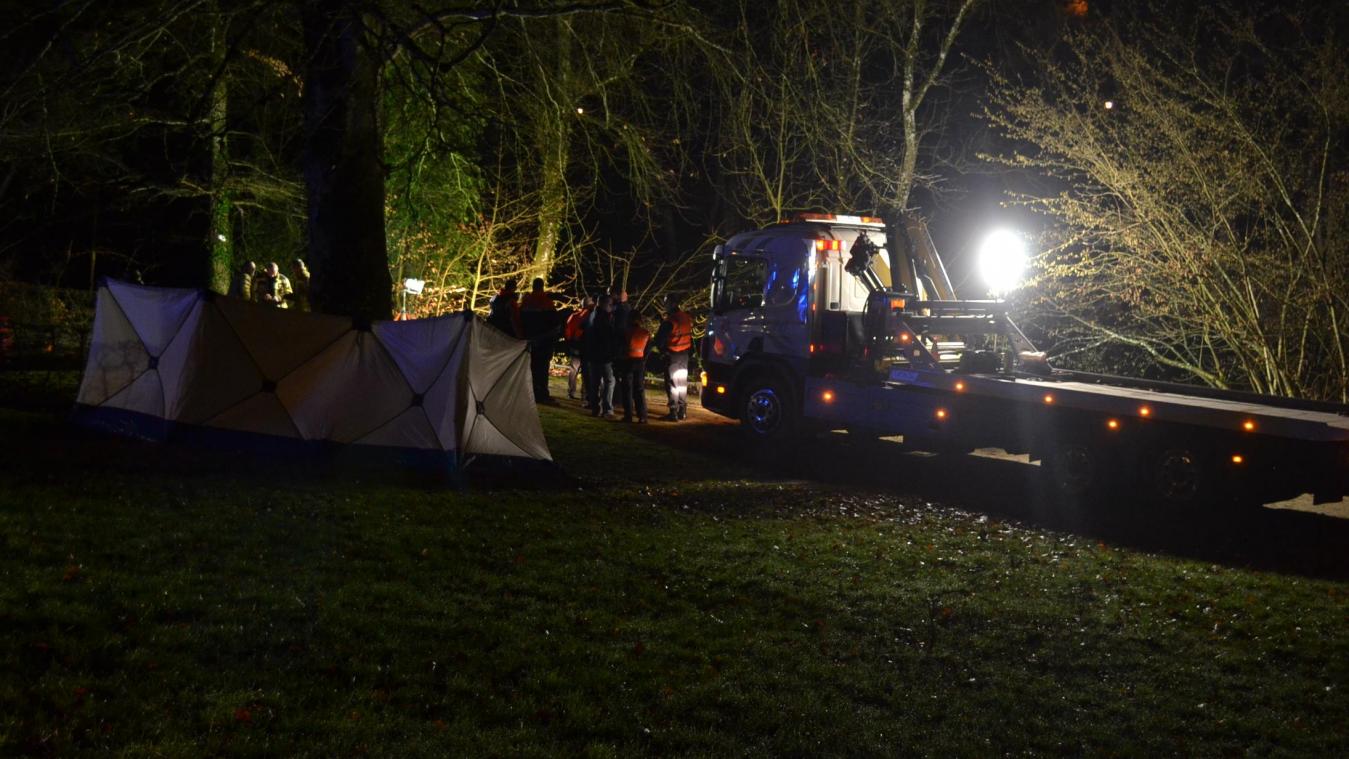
[653,293,693,421]
[519,277,561,403]
[616,312,652,423]
[288,259,311,312]
[253,262,292,308]
[563,295,594,401]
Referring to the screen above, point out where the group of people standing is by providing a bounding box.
[488,280,694,424]
[228,260,311,312]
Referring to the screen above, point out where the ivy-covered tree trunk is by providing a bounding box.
[205,6,232,294]
[532,18,572,280]
[533,117,569,279]
[301,0,392,321]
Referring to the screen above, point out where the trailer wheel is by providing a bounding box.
[740,375,796,444]
[1043,440,1098,504]
[1144,443,1212,508]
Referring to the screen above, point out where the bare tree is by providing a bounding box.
[984,4,1349,401]
[701,0,978,226]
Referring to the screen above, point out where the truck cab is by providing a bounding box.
[702,213,969,430]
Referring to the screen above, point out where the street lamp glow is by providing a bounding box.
[977,229,1028,297]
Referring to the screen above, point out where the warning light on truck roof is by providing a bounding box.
[814,239,841,251]
[1242,420,1256,431]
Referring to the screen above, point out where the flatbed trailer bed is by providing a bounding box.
[799,368,1349,505]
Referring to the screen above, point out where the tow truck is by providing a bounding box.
[699,213,1349,508]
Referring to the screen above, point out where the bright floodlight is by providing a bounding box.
[977,229,1028,297]
[403,278,425,295]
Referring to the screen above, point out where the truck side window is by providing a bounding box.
[764,260,804,308]
[714,257,767,313]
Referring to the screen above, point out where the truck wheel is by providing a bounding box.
[740,375,796,444]
[1143,443,1212,509]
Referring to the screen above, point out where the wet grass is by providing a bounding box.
[0,371,1346,755]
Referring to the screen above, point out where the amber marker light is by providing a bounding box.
[1242,420,1256,432]
[899,332,912,344]
[954,381,966,392]
[1139,405,1152,417]
[1107,419,1119,430]
[1043,394,1054,404]
[1231,454,1245,464]
[822,390,835,403]
[699,371,708,386]
[716,385,726,395]
[935,408,948,420]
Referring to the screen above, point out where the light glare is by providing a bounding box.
[977,229,1028,296]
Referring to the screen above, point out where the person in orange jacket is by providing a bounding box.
[616,312,652,423]
[564,295,594,400]
[653,293,694,421]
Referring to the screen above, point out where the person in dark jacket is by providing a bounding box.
[229,261,256,300]
[519,278,560,403]
[487,280,521,337]
[609,284,632,333]
[582,294,617,418]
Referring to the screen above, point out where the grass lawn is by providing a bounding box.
[1,371,1347,756]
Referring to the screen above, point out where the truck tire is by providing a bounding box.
[739,374,797,446]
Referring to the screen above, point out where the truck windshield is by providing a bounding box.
[713,256,767,313]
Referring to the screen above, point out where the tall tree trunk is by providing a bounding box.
[532,19,572,280]
[533,118,569,280]
[206,10,232,294]
[894,0,976,212]
[302,0,392,321]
